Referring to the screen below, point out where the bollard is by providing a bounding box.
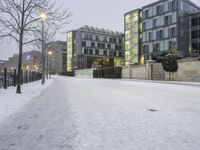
[25,70,28,84]
[29,71,31,82]
[13,69,16,87]
[21,70,23,85]
[4,68,7,89]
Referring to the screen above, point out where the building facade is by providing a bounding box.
[1,51,41,71]
[67,26,124,72]
[124,9,142,65]
[142,0,199,61]
[46,41,67,74]
[189,12,200,56]
[125,0,200,65]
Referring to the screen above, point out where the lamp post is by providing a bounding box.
[40,13,47,85]
[46,50,52,79]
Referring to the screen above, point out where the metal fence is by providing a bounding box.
[93,67,122,78]
[0,68,42,89]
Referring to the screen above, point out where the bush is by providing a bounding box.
[161,53,179,73]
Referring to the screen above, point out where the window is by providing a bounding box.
[192,18,198,27]
[172,27,176,37]
[115,45,119,50]
[153,19,158,27]
[96,35,99,41]
[165,15,172,25]
[118,39,122,43]
[103,37,107,42]
[143,9,149,19]
[169,0,176,11]
[95,50,99,55]
[199,30,200,38]
[149,32,152,41]
[109,51,113,56]
[84,48,88,54]
[192,43,198,50]
[82,41,86,47]
[119,45,122,50]
[169,27,176,37]
[97,43,101,48]
[113,38,117,43]
[114,51,117,56]
[156,30,164,40]
[107,44,111,49]
[169,41,177,49]
[89,34,92,40]
[89,49,93,55]
[91,42,95,47]
[102,43,105,48]
[109,38,113,43]
[199,17,200,25]
[153,43,160,52]
[172,0,176,10]
[103,50,107,56]
[118,52,122,57]
[192,31,198,39]
[84,34,88,39]
[157,5,164,15]
[143,45,149,54]
[143,22,147,30]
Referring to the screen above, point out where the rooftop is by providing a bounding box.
[79,25,123,36]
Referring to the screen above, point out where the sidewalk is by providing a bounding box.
[0,79,53,123]
[121,79,200,87]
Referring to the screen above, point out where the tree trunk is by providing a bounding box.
[16,34,23,94]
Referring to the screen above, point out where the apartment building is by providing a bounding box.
[46,41,67,74]
[1,51,41,71]
[124,9,142,65]
[189,12,200,56]
[142,0,199,61]
[125,0,200,65]
[67,25,124,72]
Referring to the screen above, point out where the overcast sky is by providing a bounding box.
[0,0,200,60]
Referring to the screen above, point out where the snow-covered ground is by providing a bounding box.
[0,76,200,150]
[65,77,200,150]
[0,79,53,123]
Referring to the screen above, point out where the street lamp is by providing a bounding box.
[40,13,47,85]
[46,50,52,79]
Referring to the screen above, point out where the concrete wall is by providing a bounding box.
[171,58,200,82]
[74,69,95,78]
[122,61,157,80]
[121,66,130,79]
[122,58,200,82]
[130,65,147,80]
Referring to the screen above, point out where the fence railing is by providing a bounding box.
[93,67,122,78]
[0,68,42,89]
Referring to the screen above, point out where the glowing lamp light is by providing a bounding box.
[48,51,52,55]
[40,13,48,21]
[26,55,32,60]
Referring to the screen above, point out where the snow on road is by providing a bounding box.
[0,76,200,150]
[65,77,200,150]
[0,79,53,123]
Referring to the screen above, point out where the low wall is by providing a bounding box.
[121,66,130,79]
[74,69,95,78]
[122,57,200,82]
[172,58,200,82]
[131,65,147,80]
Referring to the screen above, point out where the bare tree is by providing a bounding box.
[0,0,71,94]
[31,26,56,80]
